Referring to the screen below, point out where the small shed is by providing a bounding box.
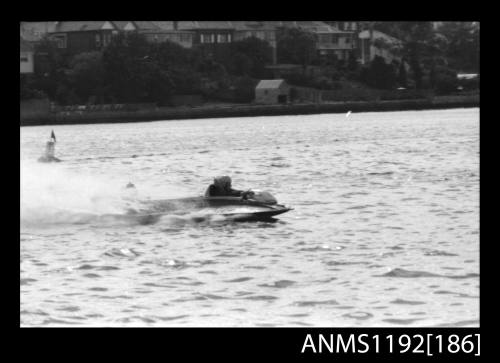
[255,79,290,104]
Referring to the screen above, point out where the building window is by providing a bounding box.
[319,34,330,43]
[20,55,29,62]
[52,35,67,48]
[95,34,101,48]
[103,33,111,46]
[180,33,191,42]
[201,33,215,43]
[217,33,230,43]
[345,36,350,44]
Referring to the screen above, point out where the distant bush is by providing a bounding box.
[379,89,431,100]
[431,65,458,95]
[233,76,259,102]
[285,71,348,90]
[284,72,312,88]
[360,56,398,89]
[20,74,46,100]
[321,88,380,102]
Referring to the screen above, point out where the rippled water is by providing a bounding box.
[20,108,479,327]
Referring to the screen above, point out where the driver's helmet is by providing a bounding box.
[214,175,232,189]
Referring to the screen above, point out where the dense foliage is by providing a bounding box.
[21,22,479,105]
[22,33,271,105]
[276,27,317,68]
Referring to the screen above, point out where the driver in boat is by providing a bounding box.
[205,176,254,199]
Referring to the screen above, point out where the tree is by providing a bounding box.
[277,27,317,71]
[398,60,407,87]
[152,40,197,68]
[369,22,449,90]
[102,32,174,104]
[347,51,359,71]
[66,51,106,103]
[363,56,397,89]
[397,22,434,89]
[438,22,479,72]
[230,37,273,78]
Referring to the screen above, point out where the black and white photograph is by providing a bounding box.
[20,21,479,329]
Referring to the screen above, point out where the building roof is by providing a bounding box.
[359,29,402,44]
[131,21,160,31]
[193,21,234,29]
[42,20,356,35]
[51,21,118,33]
[256,79,287,89]
[134,21,193,33]
[174,21,234,30]
[231,21,276,31]
[112,21,136,30]
[295,21,351,34]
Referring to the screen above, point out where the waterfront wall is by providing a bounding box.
[20,94,479,127]
[20,98,52,123]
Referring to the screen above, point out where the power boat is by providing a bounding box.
[126,190,292,223]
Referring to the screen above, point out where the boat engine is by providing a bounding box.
[248,190,277,205]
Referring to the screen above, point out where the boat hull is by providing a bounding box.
[133,196,292,222]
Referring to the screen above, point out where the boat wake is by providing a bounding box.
[20,161,289,228]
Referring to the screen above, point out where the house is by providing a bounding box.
[278,21,356,61]
[133,21,195,48]
[358,29,403,65]
[47,21,119,54]
[174,21,235,45]
[20,37,34,73]
[255,79,290,104]
[20,22,56,42]
[326,21,359,32]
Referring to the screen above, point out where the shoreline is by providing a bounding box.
[20,94,479,127]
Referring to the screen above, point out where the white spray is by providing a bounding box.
[20,160,135,226]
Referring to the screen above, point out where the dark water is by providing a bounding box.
[20,108,479,326]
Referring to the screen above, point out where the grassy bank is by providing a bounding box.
[20,94,479,127]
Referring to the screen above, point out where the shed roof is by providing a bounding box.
[256,79,287,89]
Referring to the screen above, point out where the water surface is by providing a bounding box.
[20,108,479,327]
